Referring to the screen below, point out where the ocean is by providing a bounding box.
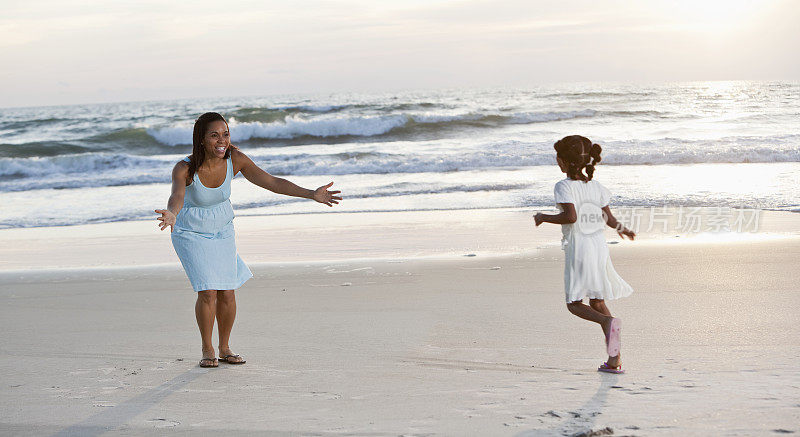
[1,81,798,229]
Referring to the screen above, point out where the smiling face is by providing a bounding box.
[202,120,230,159]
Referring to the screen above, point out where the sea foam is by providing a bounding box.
[145,110,600,146]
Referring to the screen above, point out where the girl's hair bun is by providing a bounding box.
[554,135,602,181]
[590,143,602,164]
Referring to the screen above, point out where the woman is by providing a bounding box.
[156,112,341,368]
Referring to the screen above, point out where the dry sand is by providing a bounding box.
[1,208,799,436]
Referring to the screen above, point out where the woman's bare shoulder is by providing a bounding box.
[230,147,250,161]
[173,159,189,176]
[230,148,254,173]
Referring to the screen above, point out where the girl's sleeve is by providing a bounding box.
[554,181,574,204]
[599,182,612,207]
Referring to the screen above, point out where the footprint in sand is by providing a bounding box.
[304,391,342,400]
[570,427,614,437]
[92,402,115,408]
[146,418,180,428]
[324,266,374,274]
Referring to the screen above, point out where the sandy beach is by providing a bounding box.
[4,0,800,434]
[1,208,799,436]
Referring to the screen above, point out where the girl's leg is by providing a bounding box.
[195,290,217,360]
[589,299,611,317]
[216,289,241,361]
[566,300,612,326]
[590,299,621,367]
[566,300,621,366]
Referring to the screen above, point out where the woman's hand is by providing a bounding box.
[313,182,342,207]
[617,228,636,240]
[155,209,177,232]
[534,212,544,226]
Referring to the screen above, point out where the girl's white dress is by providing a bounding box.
[554,178,633,303]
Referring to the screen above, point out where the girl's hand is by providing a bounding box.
[618,228,636,240]
[155,209,176,232]
[313,182,342,207]
[534,213,544,226]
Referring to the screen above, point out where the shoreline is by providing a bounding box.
[5,200,800,231]
[2,206,799,273]
[6,161,800,231]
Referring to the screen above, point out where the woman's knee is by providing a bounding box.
[216,289,236,305]
[197,290,216,304]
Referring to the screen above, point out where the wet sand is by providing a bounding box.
[1,209,799,435]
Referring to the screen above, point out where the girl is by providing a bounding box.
[156,112,341,368]
[534,135,635,374]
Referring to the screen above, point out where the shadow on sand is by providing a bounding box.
[52,367,205,437]
[515,372,619,437]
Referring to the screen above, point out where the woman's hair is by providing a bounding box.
[553,135,602,182]
[187,112,231,183]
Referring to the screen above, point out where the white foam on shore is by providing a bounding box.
[3,162,800,229]
[3,138,800,190]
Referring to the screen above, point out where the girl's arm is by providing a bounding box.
[155,161,189,232]
[602,206,636,240]
[232,148,341,206]
[534,203,577,226]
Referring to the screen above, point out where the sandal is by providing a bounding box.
[219,354,246,365]
[598,361,624,374]
[199,357,218,368]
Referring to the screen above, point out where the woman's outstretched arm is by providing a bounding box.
[534,203,577,226]
[155,161,188,232]
[231,148,342,206]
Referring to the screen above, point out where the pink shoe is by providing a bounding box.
[606,318,621,357]
[598,361,624,374]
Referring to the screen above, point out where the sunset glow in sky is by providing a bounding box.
[1,0,798,107]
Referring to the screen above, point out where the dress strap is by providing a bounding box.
[182,156,191,163]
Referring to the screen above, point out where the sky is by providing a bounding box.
[1,0,798,107]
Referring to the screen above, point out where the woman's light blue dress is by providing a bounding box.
[171,157,252,292]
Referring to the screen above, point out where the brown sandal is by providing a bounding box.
[199,357,218,368]
[219,354,246,364]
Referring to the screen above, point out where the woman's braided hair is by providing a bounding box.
[554,135,602,182]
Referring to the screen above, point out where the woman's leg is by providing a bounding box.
[590,299,621,367]
[216,289,240,360]
[196,290,217,361]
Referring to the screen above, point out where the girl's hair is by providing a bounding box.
[554,135,602,182]
[188,112,231,183]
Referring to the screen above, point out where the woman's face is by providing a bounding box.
[203,120,230,159]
